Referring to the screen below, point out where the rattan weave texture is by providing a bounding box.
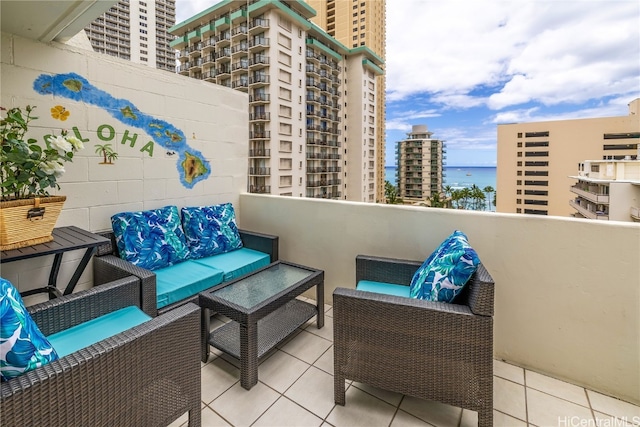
[0,277,202,427]
[334,255,495,427]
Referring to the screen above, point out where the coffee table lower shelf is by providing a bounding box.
[208,299,317,360]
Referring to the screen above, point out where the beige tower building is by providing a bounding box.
[305,0,386,203]
[396,125,445,202]
[84,0,176,72]
[497,98,640,217]
[169,0,383,202]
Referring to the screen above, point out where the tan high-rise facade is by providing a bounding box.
[84,0,176,72]
[396,125,445,202]
[497,98,640,217]
[306,0,386,203]
[169,0,383,202]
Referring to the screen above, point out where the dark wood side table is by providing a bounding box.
[0,226,110,299]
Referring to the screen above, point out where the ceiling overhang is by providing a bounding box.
[1,0,117,43]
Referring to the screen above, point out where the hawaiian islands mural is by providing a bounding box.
[33,72,210,188]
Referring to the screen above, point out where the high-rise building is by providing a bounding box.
[395,125,445,202]
[569,159,640,222]
[84,0,176,72]
[497,98,640,217]
[305,0,386,203]
[168,0,384,202]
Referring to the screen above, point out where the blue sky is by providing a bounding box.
[177,0,640,167]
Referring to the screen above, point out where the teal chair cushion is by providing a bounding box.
[192,248,270,282]
[356,280,411,298]
[0,278,59,381]
[155,260,224,308]
[47,306,151,358]
[409,230,480,302]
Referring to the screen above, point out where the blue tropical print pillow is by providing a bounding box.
[181,203,243,259]
[111,205,190,270]
[1,278,59,381]
[409,230,480,302]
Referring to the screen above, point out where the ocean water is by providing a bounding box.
[385,166,496,191]
[385,166,497,210]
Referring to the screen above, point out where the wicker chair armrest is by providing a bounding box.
[93,254,157,317]
[356,254,422,285]
[0,303,201,427]
[334,287,474,317]
[28,276,140,336]
[464,263,495,316]
[239,229,279,262]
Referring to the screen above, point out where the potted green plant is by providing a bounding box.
[0,105,84,250]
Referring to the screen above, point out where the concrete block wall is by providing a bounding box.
[0,33,249,300]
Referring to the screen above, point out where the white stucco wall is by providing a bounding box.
[238,193,640,406]
[1,33,248,299]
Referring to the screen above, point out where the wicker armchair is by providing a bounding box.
[1,277,201,427]
[93,229,279,316]
[333,255,495,427]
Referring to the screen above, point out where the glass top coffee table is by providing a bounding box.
[199,261,324,389]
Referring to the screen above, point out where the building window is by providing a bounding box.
[525,141,549,147]
[591,164,600,172]
[516,208,522,213]
[525,151,549,157]
[516,189,522,195]
[524,209,548,215]
[603,132,640,139]
[517,152,522,157]
[525,170,548,176]
[603,143,638,150]
[524,180,548,186]
[524,131,549,138]
[516,199,522,204]
[517,171,522,176]
[140,29,147,34]
[517,132,522,138]
[517,180,522,185]
[517,161,522,166]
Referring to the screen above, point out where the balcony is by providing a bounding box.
[5,26,639,427]
[249,37,269,49]
[249,112,270,121]
[249,131,271,139]
[249,148,270,157]
[570,185,610,204]
[569,199,609,220]
[248,167,270,176]
[249,93,270,103]
[248,185,270,193]
[249,75,269,86]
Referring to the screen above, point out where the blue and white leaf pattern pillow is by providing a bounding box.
[1,278,59,381]
[409,230,480,303]
[111,205,190,270]
[181,203,243,259]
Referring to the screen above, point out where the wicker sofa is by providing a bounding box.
[0,276,201,427]
[93,229,279,317]
[333,255,495,427]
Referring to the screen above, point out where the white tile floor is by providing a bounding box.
[170,300,640,427]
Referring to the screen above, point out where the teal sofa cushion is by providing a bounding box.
[47,306,151,358]
[356,280,411,298]
[192,248,270,282]
[111,205,190,271]
[181,203,243,259]
[155,260,224,308]
[409,230,480,303]
[1,278,59,381]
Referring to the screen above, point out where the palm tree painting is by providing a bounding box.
[95,144,118,164]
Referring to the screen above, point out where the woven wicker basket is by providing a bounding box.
[0,196,66,250]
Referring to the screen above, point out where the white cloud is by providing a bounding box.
[386,0,640,110]
[175,0,220,23]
